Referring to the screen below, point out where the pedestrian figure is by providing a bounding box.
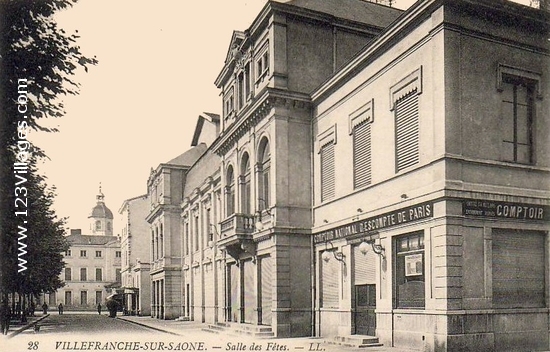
[0,300,10,335]
[97,303,102,315]
[29,301,35,317]
[58,303,63,315]
[15,301,21,319]
[41,302,48,315]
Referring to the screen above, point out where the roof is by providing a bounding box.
[282,0,403,29]
[166,143,208,166]
[191,112,221,147]
[66,234,119,246]
[183,149,221,198]
[89,203,114,219]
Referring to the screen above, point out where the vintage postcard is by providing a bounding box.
[1,0,548,352]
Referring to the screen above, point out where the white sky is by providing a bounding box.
[29,0,531,236]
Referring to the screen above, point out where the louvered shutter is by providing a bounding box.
[243,260,256,323]
[193,267,201,316]
[395,92,419,172]
[321,252,340,308]
[354,246,376,285]
[204,263,213,315]
[353,121,372,189]
[230,264,239,322]
[260,256,272,325]
[321,143,335,201]
[492,229,545,308]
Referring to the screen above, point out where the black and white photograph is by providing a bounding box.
[0,0,548,351]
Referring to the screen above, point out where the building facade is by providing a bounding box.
[119,194,151,315]
[147,144,207,319]
[205,0,403,338]
[53,189,121,310]
[311,0,549,351]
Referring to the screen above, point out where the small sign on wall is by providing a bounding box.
[405,254,422,276]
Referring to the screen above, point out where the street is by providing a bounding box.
[14,312,162,336]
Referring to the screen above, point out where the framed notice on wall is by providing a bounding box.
[405,254,423,276]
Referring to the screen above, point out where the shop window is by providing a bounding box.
[394,231,425,308]
[492,229,545,308]
[321,250,340,308]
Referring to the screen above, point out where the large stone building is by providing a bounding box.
[311,0,549,350]
[119,194,151,315]
[137,0,549,350]
[147,143,207,319]
[52,188,122,310]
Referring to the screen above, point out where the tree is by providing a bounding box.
[0,0,97,301]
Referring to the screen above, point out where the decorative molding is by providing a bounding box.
[348,98,374,135]
[497,63,542,99]
[389,66,422,111]
[317,124,337,153]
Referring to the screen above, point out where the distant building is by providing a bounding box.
[119,194,151,316]
[147,143,208,319]
[52,188,121,310]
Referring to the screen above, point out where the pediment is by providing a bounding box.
[223,30,246,64]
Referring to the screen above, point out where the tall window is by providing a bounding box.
[353,121,372,189]
[95,220,101,231]
[240,153,251,214]
[395,232,424,308]
[206,208,212,245]
[80,268,87,281]
[244,63,251,99]
[65,268,71,281]
[226,166,235,216]
[501,77,534,164]
[320,142,335,202]
[395,91,419,172]
[194,215,199,252]
[116,269,121,283]
[65,291,72,306]
[95,291,102,305]
[492,229,544,308]
[237,72,244,109]
[80,291,87,305]
[159,224,164,258]
[116,251,121,258]
[151,230,155,261]
[95,268,102,281]
[258,139,270,210]
[184,222,189,255]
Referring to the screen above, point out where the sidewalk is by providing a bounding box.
[116,315,418,352]
[6,313,50,338]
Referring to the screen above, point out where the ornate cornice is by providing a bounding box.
[213,88,312,156]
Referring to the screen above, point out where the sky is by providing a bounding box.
[29,0,532,236]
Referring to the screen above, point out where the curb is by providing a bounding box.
[8,314,50,338]
[116,317,180,336]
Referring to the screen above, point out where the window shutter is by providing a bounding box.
[395,92,419,172]
[321,252,340,308]
[353,121,372,189]
[354,245,376,285]
[492,229,545,308]
[321,143,335,201]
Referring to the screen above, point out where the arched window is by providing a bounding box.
[240,153,251,214]
[95,220,101,231]
[257,138,271,211]
[226,165,235,216]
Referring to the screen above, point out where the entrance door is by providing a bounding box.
[243,259,255,323]
[354,245,376,336]
[354,284,376,335]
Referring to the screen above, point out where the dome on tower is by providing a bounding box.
[88,184,114,219]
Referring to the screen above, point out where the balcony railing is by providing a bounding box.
[219,213,255,243]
